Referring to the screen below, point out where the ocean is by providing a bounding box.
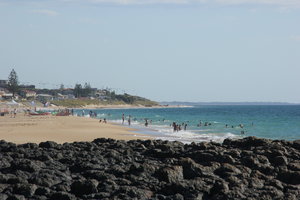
[75,105,300,143]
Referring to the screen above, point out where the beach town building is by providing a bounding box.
[0,87,18,100]
[1,93,14,100]
[36,94,54,103]
[19,90,37,100]
[56,93,65,100]
[0,88,5,100]
[66,94,75,99]
[61,88,74,96]
[90,88,98,97]
[55,93,75,100]
[0,80,8,88]
[95,89,110,100]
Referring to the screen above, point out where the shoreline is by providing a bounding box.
[0,114,152,144]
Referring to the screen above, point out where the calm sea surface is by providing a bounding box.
[75,105,300,143]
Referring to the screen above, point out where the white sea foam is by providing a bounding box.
[155,131,239,143]
[109,118,240,143]
[110,119,140,126]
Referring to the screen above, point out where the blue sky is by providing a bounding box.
[0,0,299,102]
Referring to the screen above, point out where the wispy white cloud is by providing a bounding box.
[32,9,59,16]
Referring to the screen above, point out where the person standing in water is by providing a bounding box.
[128,115,131,126]
[122,114,125,124]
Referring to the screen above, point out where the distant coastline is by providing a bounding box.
[160,101,300,106]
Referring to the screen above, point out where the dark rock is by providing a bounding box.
[180,158,203,179]
[28,169,71,187]
[19,143,38,149]
[210,180,229,194]
[0,193,8,200]
[49,192,76,200]
[224,136,270,148]
[288,162,300,171]
[156,166,183,183]
[0,158,11,169]
[34,187,50,196]
[10,159,42,173]
[292,140,300,150]
[117,186,153,199]
[70,179,98,196]
[214,163,241,178]
[39,141,60,149]
[277,170,300,185]
[7,176,28,185]
[272,156,288,166]
[13,184,37,197]
[6,194,26,200]
[1,137,300,199]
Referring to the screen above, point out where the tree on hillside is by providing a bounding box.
[59,84,65,91]
[82,82,92,97]
[110,91,116,100]
[74,84,82,98]
[7,69,19,98]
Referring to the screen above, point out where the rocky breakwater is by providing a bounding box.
[0,136,300,200]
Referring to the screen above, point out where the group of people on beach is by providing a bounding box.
[99,118,107,123]
[80,110,251,136]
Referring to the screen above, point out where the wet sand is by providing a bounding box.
[0,115,150,144]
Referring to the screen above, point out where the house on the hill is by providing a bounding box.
[36,94,53,103]
[20,90,36,100]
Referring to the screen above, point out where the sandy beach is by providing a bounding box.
[0,114,150,144]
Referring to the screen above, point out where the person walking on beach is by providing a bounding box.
[128,115,131,126]
[13,108,17,118]
[122,114,125,124]
[82,110,85,117]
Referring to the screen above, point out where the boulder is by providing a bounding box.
[155,166,183,183]
[70,179,98,196]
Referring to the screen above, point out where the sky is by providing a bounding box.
[0,0,299,103]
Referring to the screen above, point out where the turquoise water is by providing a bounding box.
[75,105,300,143]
